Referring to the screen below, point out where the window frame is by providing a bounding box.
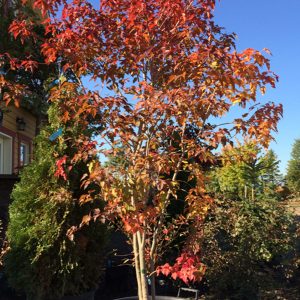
[19,142,30,167]
[0,131,13,175]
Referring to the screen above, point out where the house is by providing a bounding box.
[0,104,36,175]
[0,104,37,238]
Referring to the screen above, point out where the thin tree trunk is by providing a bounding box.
[150,257,156,300]
[133,233,142,300]
[137,231,148,300]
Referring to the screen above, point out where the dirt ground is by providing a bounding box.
[286,198,300,216]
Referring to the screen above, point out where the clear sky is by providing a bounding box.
[213,0,300,173]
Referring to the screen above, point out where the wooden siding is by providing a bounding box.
[0,105,36,174]
[2,106,36,138]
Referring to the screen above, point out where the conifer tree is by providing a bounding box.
[4,97,107,300]
[209,144,282,200]
[286,139,300,196]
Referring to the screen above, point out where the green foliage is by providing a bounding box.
[4,104,108,300]
[208,144,282,200]
[201,197,295,299]
[201,144,295,298]
[286,139,300,196]
[260,149,284,199]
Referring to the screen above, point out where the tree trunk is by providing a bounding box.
[133,232,149,300]
[150,258,156,300]
[137,231,148,300]
[133,233,143,299]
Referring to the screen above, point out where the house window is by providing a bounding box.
[20,142,29,167]
[0,133,13,174]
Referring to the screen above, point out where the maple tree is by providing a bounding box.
[3,0,283,299]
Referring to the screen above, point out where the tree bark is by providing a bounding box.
[150,257,156,300]
[133,233,142,300]
[137,231,148,300]
[133,231,149,300]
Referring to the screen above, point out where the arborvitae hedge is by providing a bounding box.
[4,104,108,300]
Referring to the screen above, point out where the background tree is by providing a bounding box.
[209,143,282,200]
[200,196,295,299]
[0,0,56,124]
[286,139,300,196]
[260,149,283,199]
[203,145,295,299]
[6,1,283,299]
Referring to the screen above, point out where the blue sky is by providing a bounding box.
[213,0,300,173]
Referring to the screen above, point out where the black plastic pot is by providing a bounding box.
[114,287,200,300]
[60,290,96,300]
[114,297,187,300]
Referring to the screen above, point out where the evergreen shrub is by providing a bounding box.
[4,104,108,300]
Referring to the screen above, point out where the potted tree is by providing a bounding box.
[4,100,108,300]
[7,0,283,299]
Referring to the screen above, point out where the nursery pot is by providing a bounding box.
[114,297,187,300]
[114,287,200,300]
[60,290,96,300]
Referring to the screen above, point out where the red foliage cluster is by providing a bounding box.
[54,155,67,180]
[157,252,206,284]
